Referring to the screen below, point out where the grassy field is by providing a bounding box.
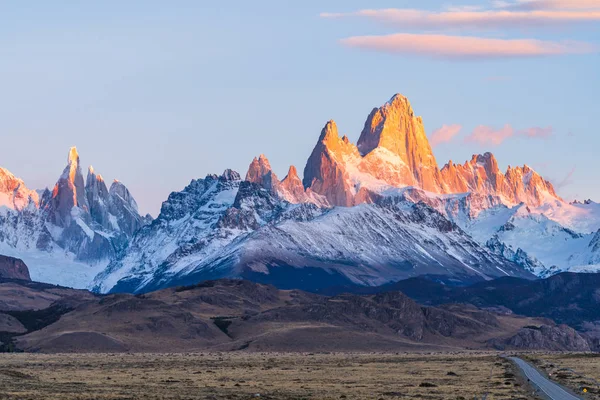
[525,353,600,399]
[0,352,534,399]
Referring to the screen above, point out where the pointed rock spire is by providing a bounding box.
[107,179,144,236]
[47,146,89,227]
[303,120,358,207]
[279,165,307,203]
[85,165,110,228]
[245,154,280,192]
[221,169,241,182]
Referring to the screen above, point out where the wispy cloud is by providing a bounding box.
[496,0,600,11]
[323,2,599,61]
[464,124,553,145]
[430,124,462,147]
[518,126,553,138]
[320,8,600,29]
[465,124,515,146]
[340,34,594,59]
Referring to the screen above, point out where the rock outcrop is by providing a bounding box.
[0,255,31,281]
[494,324,591,352]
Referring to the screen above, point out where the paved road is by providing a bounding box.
[509,357,583,400]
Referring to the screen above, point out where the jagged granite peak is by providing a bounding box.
[47,146,89,227]
[221,169,241,181]
[279,165,306,203]
[0,167,39,211]
[245,154,280,193]
[441,152,560,206]
[109,180,139,214]
[93,172,246,292]
[98,193,533,294]
[0,146,149,274]
[304,96,453,207]
[357,94,444,193]
[85,165,111,229]
[303,120,358,207]
[106,179,147,237]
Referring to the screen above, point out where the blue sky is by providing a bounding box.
[0,1,598,215]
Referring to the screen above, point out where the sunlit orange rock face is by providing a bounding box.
[246,154,280,193]
[302,95,446,206]
[47,147,89,227]
[357,94,445,193]
[0,168,39,210]
[245,154,327,205]
[279,165,306,203]
[302,120,359,207]
[440,153,560,206]
[248,93,561,209]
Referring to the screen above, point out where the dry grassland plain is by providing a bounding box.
[0,352,538,399]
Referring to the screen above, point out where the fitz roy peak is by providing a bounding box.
[302,95,559,208]
[0,147,149,287]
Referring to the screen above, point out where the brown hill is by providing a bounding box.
[7,279,547,353]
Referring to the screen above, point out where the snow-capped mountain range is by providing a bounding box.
[0,147,150,287]
[3,94,600,293]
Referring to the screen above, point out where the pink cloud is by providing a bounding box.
[340,33,595,59]
[430,124,462,147]
[465,124,515,146]
[518,126,553,138]
[497,1,600,11]
[464,124,555,146]
[320,8,600,29]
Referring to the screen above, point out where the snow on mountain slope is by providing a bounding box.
[0,243,107,288]
[531,199,600,234]
[0,167,39,211]
[0,147,149,288]
[91,93,597,292]
[460,205,518,243]
[455,203,600,276]
[92,170,247,293]
[3,93,597,291]
[93,170,533,294]
[233,201,530,284]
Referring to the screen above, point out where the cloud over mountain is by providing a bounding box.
[322,1,598,60]
[430,124,462,147]
[340,34,593,59]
